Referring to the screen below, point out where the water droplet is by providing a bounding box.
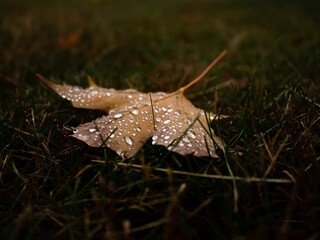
[155,117,161,122]
[164,120,170,124]
[116,149,123,156]
[168,146,174,151]
[124,136,133,145]
[183,136,190,143]
[109,134,115,138]
[73,129,79,133]
[164,135,170,140]
[174,110,181,116]
[136,127,141,131]
[186,118,192,124]
[131,109,139,115]
[114,113,123,119]
[106,92,111,96]
[152,135,158,141]
[187,130,196,139]
[178,142,184,147]
[167,109,173,113]
[161,107,167,111]
[89,128,96,133]
[128,95,133,99]
[187,143,192,148]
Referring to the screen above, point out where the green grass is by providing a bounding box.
[1,0,319,239]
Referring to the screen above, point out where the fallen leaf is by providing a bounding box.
[38,51,228,159]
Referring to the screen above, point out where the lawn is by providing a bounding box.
[0,0,319,239]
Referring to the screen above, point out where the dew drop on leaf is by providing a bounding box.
[155,117,161,122]
[182,136,190,143]
[187,130,196,139]
[124,136,133,145]
[131,109,139,115]
[174,110,181,116]
[114,113,123,119]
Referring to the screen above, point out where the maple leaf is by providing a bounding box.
[38,51,228,159]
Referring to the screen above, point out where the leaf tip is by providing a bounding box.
[87,75,98,87]
[36,73,57,90]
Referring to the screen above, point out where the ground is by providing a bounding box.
[0,0,319,239]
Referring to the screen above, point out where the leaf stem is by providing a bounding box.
[178,50,228,93]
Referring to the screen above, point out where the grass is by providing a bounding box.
[1,0,319,239]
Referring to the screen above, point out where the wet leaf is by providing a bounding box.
[38,51,228,159]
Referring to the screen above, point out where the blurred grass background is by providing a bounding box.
[0,0,319,239]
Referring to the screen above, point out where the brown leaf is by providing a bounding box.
[38,51,227,159]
